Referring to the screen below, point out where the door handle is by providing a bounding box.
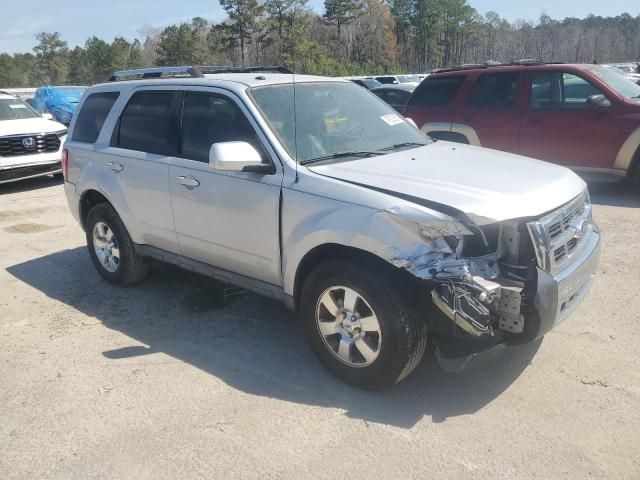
[105,161,123,172]
[176,175,200,189]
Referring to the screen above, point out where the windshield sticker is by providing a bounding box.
[381,114,404,126]
[9,104,28,109]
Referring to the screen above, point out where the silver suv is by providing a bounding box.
[63,66,601,389]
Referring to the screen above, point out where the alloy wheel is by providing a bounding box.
[315,285,382,367]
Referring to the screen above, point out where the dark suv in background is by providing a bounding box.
[404,62,640,181]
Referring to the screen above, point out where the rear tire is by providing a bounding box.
[85,203,149,286]
[300,260,427,389]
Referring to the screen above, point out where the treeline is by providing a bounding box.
[1,0,640,88]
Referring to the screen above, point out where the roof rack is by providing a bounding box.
[108,66,204,82]
[433,59,565,74]
[510,58,541,65]
[198,65,293,75]
[107,65,293,82]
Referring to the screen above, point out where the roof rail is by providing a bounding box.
[107,65,293,82]
[108,66,204,82]
[510,58,541,65]
[433,59,566,74]
[198,65,293,75]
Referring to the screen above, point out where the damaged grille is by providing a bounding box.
[527,191,592,273]
[554,238,579,263]
[548,202,586,240]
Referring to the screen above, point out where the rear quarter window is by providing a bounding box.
[71,92,120,143]
[408,75,466,107]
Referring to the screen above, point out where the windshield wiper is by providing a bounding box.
[300,151,380,165]
[377,142,426,152]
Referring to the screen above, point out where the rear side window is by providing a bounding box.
[71,92,119,143]
[466,72,519,108]
[115,91,181,155]
[408,75,466,107]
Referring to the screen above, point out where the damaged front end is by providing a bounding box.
[383,190,600,369]
[424,219,537,353]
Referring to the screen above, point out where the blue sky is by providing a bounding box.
[2,0,639,54]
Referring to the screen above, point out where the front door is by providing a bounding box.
[519,70,622,168]
[168,90,283,285]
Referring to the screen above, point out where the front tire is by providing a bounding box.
[85,203,149,286]
[300,260,427,389]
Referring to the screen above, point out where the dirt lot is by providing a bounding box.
[1,176,639,480]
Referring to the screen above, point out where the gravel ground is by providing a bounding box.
[1,176,639,480]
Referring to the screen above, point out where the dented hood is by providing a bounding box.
[308,141,586,223]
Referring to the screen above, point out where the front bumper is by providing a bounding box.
[533,227,601,339]
[432,222,601,372]
[0,160,62,185]
[0,143,64,185]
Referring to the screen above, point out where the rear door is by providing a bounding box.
[105,88,181,253]
[453,71,523,152]
[519,70,622,168]
[168,89,283,285]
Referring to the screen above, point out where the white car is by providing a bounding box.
[373,75,420,86]
[0,92,68,185]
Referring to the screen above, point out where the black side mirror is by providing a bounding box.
[587,94,611,110]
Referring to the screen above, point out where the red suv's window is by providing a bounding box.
[530,71,602,110]
[408,75,466,107]
[466,72,519,108]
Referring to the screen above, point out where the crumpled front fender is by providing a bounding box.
[281,189,472,296]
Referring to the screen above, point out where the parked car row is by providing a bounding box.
[345,74,428,89]
[603,63,640,85]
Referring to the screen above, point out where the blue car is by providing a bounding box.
[32,86,86,126]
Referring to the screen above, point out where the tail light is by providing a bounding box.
[62,148,69,182]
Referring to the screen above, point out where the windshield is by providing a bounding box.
[0,98,40,121]
[249,82,429,164]
[588,65,640,100]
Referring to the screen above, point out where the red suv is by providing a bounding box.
[404,62,640,181]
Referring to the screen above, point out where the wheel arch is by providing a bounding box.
[291,243,418,312]
[614,126,640,175]
[420,122,480,146]
[79,189,111,231]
